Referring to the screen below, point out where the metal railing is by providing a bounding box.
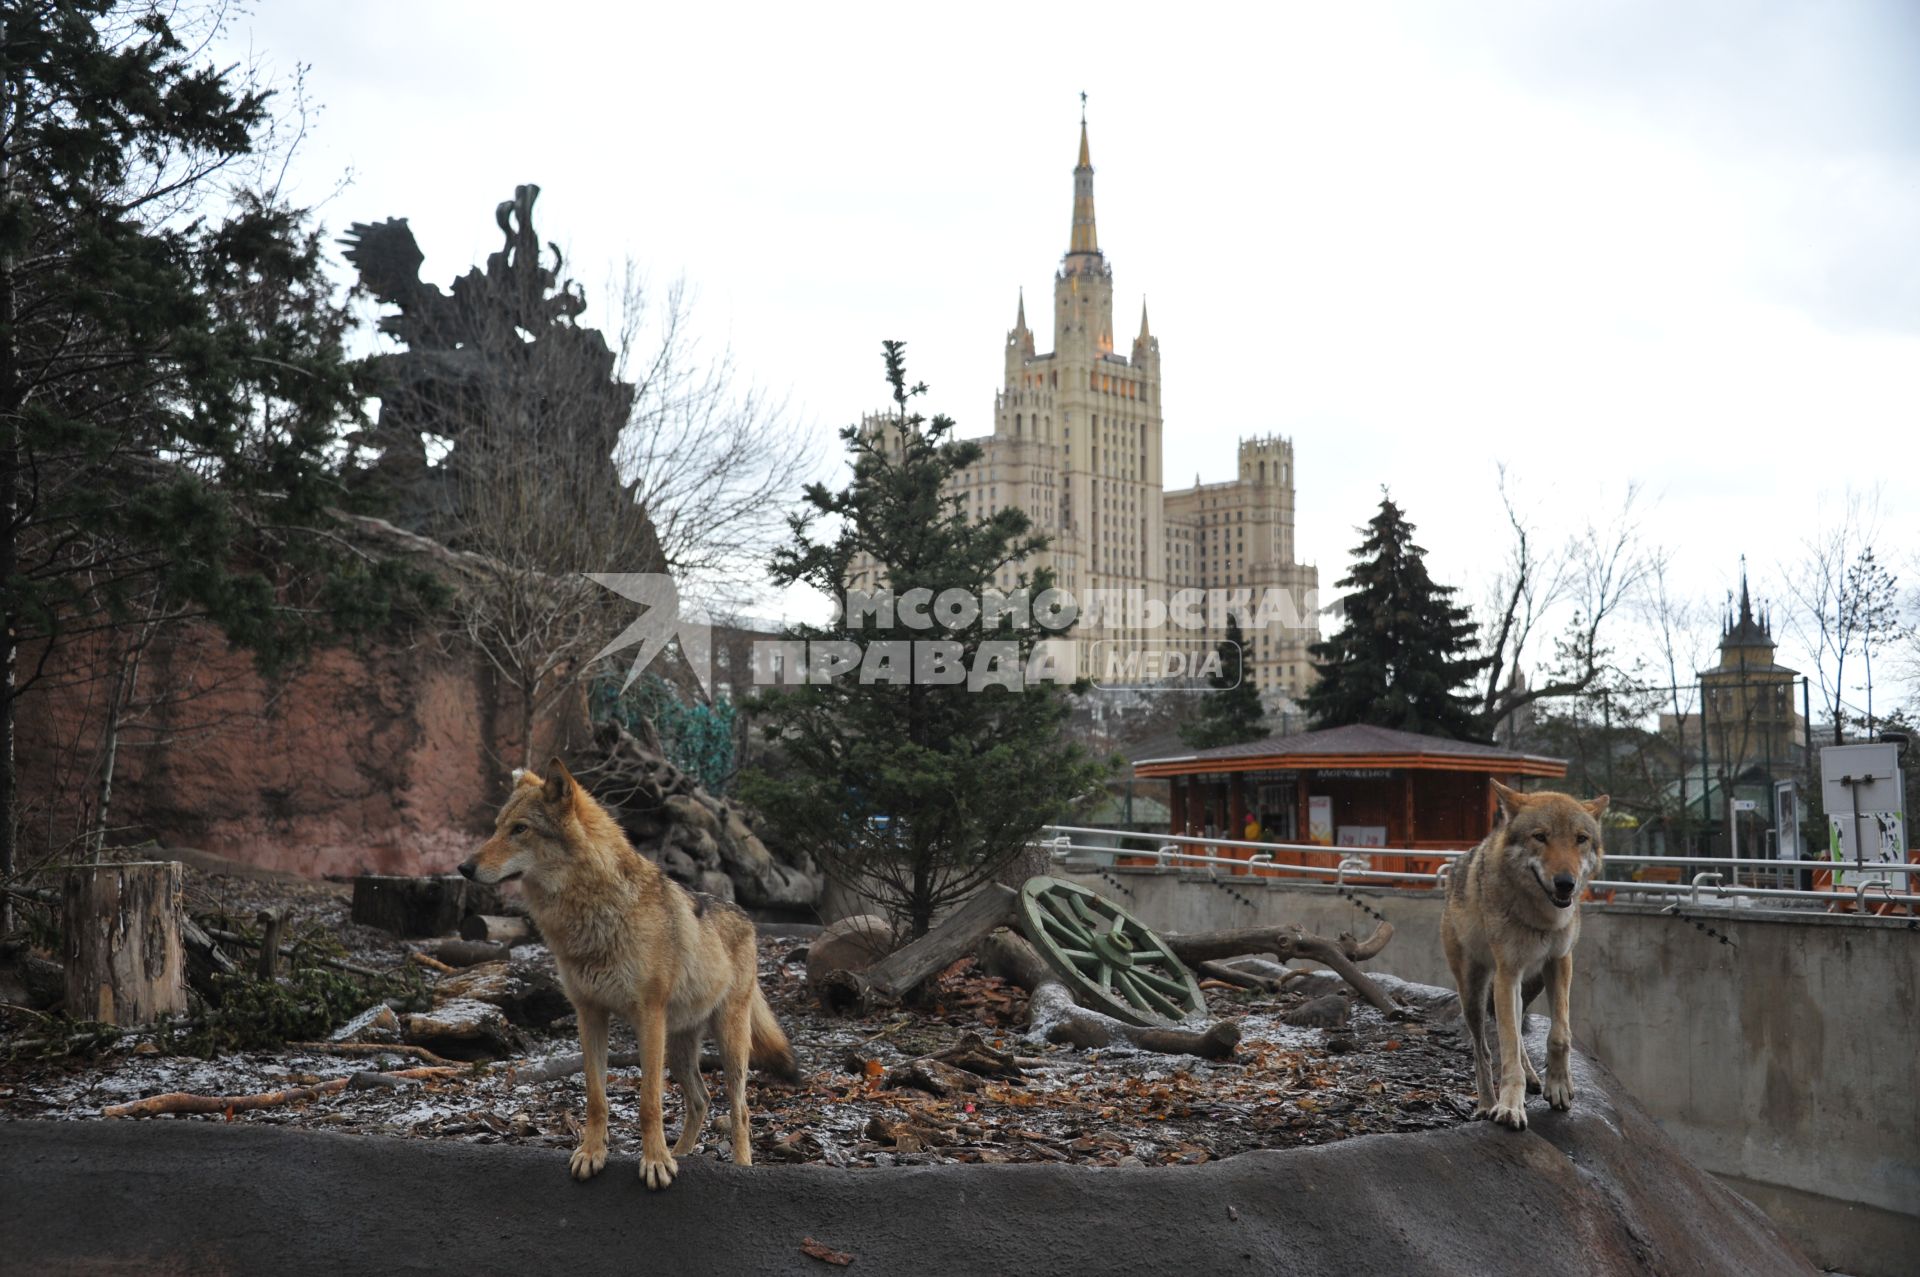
[1033,824,1920,911]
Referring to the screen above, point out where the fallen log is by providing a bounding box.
[1162,921,1397,1014]
[1195,960,1281,992]
[404,997,522,1060]
[421,939,512,968]
[981,931,1240,1060]
[805,914,894,999]
[101,1066,462,1119]
[817,885,1018,1014]
[458,914,533,945]
[181,916,236,994]
[1029,981,1241,1059]
[512,1050,642,1085]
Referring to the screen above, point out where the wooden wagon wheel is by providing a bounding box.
[1015,876,1206,1027]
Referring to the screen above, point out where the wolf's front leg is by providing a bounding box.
[1456,964,1496,1118]
[635,998,679,1190]
[1489,962,1529,1131]
[570,1005,610,1180]
[1543,951,1575,1110]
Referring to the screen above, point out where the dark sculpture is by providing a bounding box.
[340,185,637,538]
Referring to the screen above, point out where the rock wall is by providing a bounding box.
[18,625,543,879]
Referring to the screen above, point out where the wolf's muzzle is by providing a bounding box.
[1551,872,1576,908]
[457,859,477,880]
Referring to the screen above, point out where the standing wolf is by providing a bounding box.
[1442,780,1608,1131]
[459,759,796,1189]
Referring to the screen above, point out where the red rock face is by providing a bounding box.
[18,625,572,879]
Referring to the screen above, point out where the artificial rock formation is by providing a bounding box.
[589,723,819,911]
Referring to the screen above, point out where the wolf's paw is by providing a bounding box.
[1490,1098,1529,1131]
[1470,1105,1493,1122]
[640,1152,679,1191]
[569,1141,608,1180]
[1544,1074,1574,1111]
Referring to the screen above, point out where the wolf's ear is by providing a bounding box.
[543,757,574,806]
[1584,794,1611,818]
[1491,779,1526,820]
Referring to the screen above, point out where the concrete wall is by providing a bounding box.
[1053,862,1919,1277]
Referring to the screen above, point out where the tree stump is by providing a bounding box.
[351,875,500,938]
[62,861,188,1025]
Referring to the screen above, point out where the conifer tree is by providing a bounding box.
[1304,492,1491,741]
[1179,615,1268,748]
[0,3,434,907]
[740,342,1110,936]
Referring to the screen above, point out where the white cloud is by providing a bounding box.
[223,0,1920,704]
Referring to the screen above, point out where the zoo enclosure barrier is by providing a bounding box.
[1031,825,1920,917]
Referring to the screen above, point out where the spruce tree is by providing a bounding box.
[1304,492,1491,741]
[740,342,1111,936]
[0,3,435,905]
[1179,615,1268,748]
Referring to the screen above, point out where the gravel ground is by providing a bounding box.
[0,867,1477,1168]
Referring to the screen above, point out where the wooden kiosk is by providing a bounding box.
[1134,724,1568,882]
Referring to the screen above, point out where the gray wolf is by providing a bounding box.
[1441,780,1607,1131]
[460,759,796,1189]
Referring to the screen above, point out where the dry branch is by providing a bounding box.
[408,951,459,975]
[512,1050,643,1085]
[202,929,387,980]
[1196,960,1288,992]
[287,1041,460,1067]
[101,1066,461,1118]
[1163,921,1397,1013]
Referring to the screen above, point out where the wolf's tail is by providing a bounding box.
[748,983,799,1082]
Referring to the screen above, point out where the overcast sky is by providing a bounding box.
[220,1,1920,707]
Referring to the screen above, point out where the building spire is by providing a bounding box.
[1016,287,1027,331]
[1138,297,1150,340]
[1738,553,1753,629]
[1068,95,1100,259]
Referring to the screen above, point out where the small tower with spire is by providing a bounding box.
[1719,555,1776,661]
[1005,287,1035,381]
[1132,297,1157,372]
[1693,554,1803,778]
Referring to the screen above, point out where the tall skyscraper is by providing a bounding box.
[949,112,1321,703]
